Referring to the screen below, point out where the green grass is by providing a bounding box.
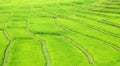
[0,31,9,66]
[36,35,90,66]
[6,39,45,66]
[0,0,120,66]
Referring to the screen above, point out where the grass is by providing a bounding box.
[6,39,45,66]
[0,31,9,66]
[36,35,90,66]
[0,0,120,66]
[57,17,120,49]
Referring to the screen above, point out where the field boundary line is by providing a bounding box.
[41,4,120,52]
[1,13,14,66]
[53,17,120,52]
[74,13,120,37]
[25,17,51,66]
[53,17,95,64]
[53,4,120,38]
[61,36,95,64]
[40,5,120,38]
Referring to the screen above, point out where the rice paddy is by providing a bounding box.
[0,0,120,66]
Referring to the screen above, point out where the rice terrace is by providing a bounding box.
[0,0,120,66]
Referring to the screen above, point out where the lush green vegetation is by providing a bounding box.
[0,0,120,66]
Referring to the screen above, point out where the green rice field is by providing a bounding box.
[0,0,120,66]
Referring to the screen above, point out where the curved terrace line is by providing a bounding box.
[1,13,14,66]
[54,17,120,52]
[25,17,51,66]
[54,17,95,64]
[39,5,120,38]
